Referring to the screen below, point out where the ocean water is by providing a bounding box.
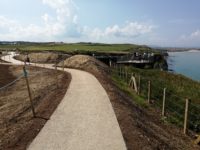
[168,50,200,81]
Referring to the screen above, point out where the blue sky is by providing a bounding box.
[0,0,200,47]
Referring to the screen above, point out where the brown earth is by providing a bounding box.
[14,53,70,64]
[58,54,109,74]
[0,64,71,150]
[61,55,200,150]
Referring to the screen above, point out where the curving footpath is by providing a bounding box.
[2,53,127,150]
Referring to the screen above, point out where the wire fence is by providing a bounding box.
[1,51,199,136]
[112,64,200,134]
[0,61,67,124]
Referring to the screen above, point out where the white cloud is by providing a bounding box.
[177,30,200,47]
[0,0,154,43]
[83,22,154,41]
[105,22,153,37]
[0,0,79,41]
[190,30,200,38]
[180,30,200,41]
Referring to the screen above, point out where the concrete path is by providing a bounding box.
[1,53,127,150]
[2,52,23,64]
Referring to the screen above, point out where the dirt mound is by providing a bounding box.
[15,53,70,63]
[59,55,109,74]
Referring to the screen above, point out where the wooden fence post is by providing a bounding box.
[120,66,122,79]
[118,65,120,76]
[184,98,190,134]
[148,81,151,104]
[162,88,166,116]
[23,66,36,117]
[138,75,141,95]
[109,59,112,67]
[129,73,133,87]
[122,67,124,80]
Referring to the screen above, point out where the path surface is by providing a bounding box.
[2,53,127,150]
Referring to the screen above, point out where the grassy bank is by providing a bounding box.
[112,66,200,133]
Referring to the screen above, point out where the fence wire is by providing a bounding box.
[112,65,200,133]
[0,74,24,91]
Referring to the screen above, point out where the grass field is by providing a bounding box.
[0,42,154,54]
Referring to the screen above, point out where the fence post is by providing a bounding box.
[119,65,122,79]
[129,73,133,87]
[122,67,124,80]
[138,75,141,95]
[109,59,112,67]
[148,81,151,104]
[117,65,119,76]
[125,68,128,83]
[184,98,190,134]
[23,66,36,117]
[162,88,166,116]
[118,65,121,77]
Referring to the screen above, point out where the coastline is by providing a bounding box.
[167,51,200,82]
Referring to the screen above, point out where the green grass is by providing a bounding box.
[112,72,149,108]
[0,43,154,54]
[113,66,200,132]
[126,67,200,104]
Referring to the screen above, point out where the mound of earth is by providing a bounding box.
[58,55,109,74]
[14,53,70,63]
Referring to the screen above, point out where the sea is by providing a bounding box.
[168,50,200,82]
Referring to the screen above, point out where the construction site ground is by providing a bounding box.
[0,64,71,149]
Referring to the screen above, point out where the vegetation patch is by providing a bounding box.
[113,66,200,133]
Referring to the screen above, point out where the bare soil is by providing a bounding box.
[61,55,200,150]
[0,65,71,150]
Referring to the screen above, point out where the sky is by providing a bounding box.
[0,0,200,47]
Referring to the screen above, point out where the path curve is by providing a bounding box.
[1,53,127,150]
